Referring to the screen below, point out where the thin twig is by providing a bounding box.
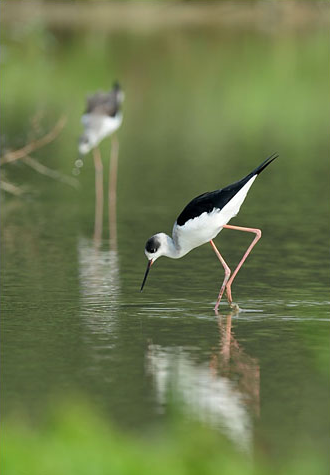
[0,115,67,166]
[23,155,80,189]
[0,180,24,196]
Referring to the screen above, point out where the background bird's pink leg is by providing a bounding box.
[223,224,262,305]
[109,134,119,251]
[93,147,103,245]
[210,240,231,314]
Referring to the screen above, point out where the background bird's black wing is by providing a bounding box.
[85,87,122,117]
[176,177,250,226]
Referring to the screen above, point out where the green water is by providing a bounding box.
[2,8,329,469]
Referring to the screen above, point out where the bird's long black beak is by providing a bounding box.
[140,260,153,292]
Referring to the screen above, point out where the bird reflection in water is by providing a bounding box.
[146,312,260,453]
[78,235,120,336]
[210,313,260,418]
[78,132,121,337]
[77,176,120,375]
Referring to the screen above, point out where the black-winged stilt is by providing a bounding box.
[77,82,124,243]
[141,153,278,313]
[78,82,124,155]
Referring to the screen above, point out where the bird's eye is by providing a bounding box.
[145,237,160,254]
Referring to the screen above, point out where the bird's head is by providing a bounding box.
[140,233,169,291]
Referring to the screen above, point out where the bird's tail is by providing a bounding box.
[112,81,125,104]
[250,152,279,177]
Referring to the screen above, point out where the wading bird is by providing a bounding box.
[78,82,124,243]
[141,154,278,313]
[78,82,124,155]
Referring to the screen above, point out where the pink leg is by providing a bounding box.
[93,147,103,244]
[223,224,262,305]
[108,134,119,251]
[210,240,231,314]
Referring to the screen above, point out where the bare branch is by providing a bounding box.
[0,115,67,166]
[23,155,80,189]
[0,180,24,196]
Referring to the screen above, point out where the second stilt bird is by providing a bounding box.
[141,153,278,313]
[77,82,124,243]
[78,82,124,154]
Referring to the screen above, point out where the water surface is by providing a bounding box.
[2,13,329,468]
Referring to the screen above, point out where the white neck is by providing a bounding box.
[162,234,186,259]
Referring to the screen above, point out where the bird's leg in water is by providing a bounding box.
[210,240,231,315]
[223,224,262,308]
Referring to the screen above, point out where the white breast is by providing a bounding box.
[173,176,257,256]
[81,112,123,146]
[100,113,123,137]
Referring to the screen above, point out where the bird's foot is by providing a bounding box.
[229,302,240,313]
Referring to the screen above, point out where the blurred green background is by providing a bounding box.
[2,1,330,474]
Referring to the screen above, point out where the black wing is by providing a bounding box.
[176,153,278,227]
[85,83,123,117]
[176,180,248,226]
